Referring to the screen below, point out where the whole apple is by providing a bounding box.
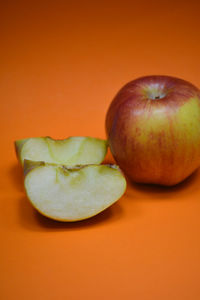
[106,75,200,186]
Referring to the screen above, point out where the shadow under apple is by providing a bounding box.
[125,168,200,200]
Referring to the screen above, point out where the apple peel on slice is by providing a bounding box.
[15,136,108,166]
[24,160,127,221]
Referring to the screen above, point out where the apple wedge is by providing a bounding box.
[15,136,108,166]
[23,160,126,221]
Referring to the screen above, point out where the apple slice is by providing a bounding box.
[23,160,127,221]
[15,136,108,166]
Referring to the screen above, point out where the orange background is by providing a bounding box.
[1,1,200,299]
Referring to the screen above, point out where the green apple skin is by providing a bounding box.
[23,160,45,176]
[15,138,28,161]
[106,75,200,186]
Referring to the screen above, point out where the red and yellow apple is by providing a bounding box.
[106,75,200,186]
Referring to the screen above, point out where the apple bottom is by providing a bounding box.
[111,148,200,186]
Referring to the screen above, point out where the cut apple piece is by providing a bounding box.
[24,160,127,221]
[15,136,108,166]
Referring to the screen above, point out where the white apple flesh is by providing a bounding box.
[24,160,127,221]
[15,136,108,166]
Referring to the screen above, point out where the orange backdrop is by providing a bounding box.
[1,0,200,299]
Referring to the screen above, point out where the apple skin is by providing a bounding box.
[106,75,200,186]
[15,138,28,161]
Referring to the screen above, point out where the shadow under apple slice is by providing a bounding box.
[18,195,124,232]
[9,163,24,192]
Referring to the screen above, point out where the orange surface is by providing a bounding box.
[1,1,200,299]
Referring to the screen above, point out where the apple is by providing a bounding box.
[15,136,108,166]
[23,160,126,221]
[106,75,200,186]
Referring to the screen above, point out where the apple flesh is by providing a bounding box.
[23,160,126,221]
[15,136,108,166]
[106,75,200,186]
